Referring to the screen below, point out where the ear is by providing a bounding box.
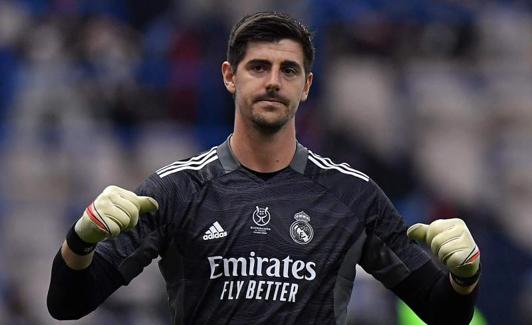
[300,72,313,102]
[221,61,236,94]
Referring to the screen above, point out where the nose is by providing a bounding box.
[266,69,281,92]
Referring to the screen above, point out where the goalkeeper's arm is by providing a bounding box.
[62,185,158,269]
[392,218,480,325]
[407,218,481,294]
[47,185,158,320]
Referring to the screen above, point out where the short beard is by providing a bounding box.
[235,89,294,135]
[251,115,286,135]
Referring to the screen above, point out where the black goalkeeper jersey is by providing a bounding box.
[95,137,431,325]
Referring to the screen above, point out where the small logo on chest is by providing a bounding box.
[250,206,272,235]
[252,206,271,226]
[290,212,314,245]
[203,221,228,240]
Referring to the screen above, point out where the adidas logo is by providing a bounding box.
[203,221,228,240]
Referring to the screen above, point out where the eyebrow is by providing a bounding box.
[245,59,303,72]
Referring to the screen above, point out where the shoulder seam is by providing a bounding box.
[156,146,219,178]
[308,150,369,182]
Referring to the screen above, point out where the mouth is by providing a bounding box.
[259,99,283,104]
[255,97,287,106]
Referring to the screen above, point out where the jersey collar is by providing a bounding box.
[217,134,308,174]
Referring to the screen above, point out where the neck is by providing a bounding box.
[230,121,296,173]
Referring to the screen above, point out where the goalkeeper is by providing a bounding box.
[47,11,480,324]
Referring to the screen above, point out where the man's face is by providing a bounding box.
[222,39,313,133]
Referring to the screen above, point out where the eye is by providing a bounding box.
[250,63,266,73]
[282,66,299,76]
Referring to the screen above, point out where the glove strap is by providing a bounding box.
[66,224,96,255]
[451,265,481,287]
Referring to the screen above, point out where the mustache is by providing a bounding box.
[254,93,289,105]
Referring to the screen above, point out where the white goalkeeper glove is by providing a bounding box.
[73,185,159,245]
[407,218,480,286]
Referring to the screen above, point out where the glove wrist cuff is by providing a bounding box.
[66,224,97,255]
[451,265,481,287]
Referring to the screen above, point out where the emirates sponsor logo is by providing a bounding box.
[208,252,317,303]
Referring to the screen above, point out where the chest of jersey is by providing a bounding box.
[172,169,367,307]
[181,170,364,252]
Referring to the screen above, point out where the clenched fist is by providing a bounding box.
[75,185,159,244]
[407,218,480,282]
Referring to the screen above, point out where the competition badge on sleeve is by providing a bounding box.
[290,212,314,245]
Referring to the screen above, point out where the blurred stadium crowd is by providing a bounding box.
[0,0,531,324]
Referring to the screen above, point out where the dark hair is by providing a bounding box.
[227,12,314,75]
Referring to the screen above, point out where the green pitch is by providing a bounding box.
[398,300,488,325]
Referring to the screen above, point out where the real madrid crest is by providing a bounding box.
[290,211,314,245]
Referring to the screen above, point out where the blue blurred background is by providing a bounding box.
[0,0,531,324]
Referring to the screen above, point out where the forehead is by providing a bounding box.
[240,39,305,66]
